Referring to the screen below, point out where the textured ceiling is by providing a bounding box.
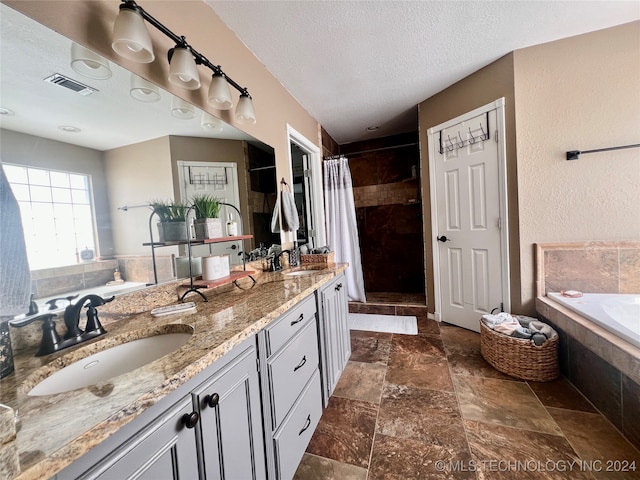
[208,0,640,145]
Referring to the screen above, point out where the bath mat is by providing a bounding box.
[348,313,418,335]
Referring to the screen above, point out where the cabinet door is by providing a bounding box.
[192,342,266,480]
[319,274,350,402]
[90,396,199,480]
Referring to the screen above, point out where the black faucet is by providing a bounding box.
[271,250,291,272]
[26,294,114,356]
[63,294,113,341]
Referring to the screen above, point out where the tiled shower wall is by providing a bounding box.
[340,133,425,295]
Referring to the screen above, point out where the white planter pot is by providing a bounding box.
[194,218,223,240]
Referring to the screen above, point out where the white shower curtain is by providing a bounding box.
[323,157,366,302]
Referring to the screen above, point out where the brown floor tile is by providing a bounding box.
[416,316,441,335]
[293,453,368,480]
[464,419,591,480]
[306,396,378,469]
[386,334,453,391]
[348,303,396,315]
[333,361,386,404]
[389,332,447,359]
[386,354,454,392]
[349,330,392,364]
[396,305,430,317]
[368,434,477,480]
[547,408,640,480]
[440,323,482,351]
[455,376,563,435]
[528,376,597,413]
[377,383,467,449]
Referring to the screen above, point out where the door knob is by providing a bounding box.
[437,235,451,242]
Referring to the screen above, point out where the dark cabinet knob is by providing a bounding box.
[181,412,199,429]
[335,283,343,291]
[204,393,220,408]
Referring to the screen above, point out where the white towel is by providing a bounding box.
[280,190,299,232]
[270,193,280,233]
[0,165,31,317]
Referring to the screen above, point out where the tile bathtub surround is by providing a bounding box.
[295,321,640,480]
[535,241,640,297]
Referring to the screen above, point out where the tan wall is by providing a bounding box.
[5,0,321,217]
[514,21,640,313]
[104,136,173,256]
[418,54,520,314]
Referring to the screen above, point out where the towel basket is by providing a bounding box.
[300,251,335,265]
[480,317,559,382]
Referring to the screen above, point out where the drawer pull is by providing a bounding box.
[293,355,307,372]
[204,392,220,409]
[181,412,200,429]
[335,283,343,291]
[298,414,311,436]
[290,313,304,326]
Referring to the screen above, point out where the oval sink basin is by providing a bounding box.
[28,331,193,396]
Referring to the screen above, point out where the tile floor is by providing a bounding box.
[294,313,640,480]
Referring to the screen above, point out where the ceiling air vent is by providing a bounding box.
[43,73,97,96]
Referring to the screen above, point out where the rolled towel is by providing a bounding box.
[481,312,515,329]
[512,326,533,339]
[494,319,520,336]
[529,320,557,340]
[532,333,547,346]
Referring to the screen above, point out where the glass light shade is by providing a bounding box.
[235,94,256,125]
[111,7,154,63]
[168,47,200,90]
[207,74,233,110]
[130,74,161,103]
[201,112,224,132]
[70,43,112,79]
[171,97,196,120]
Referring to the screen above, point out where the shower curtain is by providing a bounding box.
[323,156,366,302]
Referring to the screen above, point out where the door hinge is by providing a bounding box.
[303,169,312,178]
[498,217,502,230]
[308,228,316,238]
[495,130,499,143]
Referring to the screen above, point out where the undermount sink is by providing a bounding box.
[28,329,193,396]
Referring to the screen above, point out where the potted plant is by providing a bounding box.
[149,199,189,242]
[191,194,223,239]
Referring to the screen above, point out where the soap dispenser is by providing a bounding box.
[226,213,238,236]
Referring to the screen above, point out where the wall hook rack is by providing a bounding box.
[566,143,640,160]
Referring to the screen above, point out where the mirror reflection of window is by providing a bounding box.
[3,164,96,269]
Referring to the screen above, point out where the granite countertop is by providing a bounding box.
[0,263,347,480]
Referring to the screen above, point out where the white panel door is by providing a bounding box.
[433,109,505,332]
[178,161,242,264]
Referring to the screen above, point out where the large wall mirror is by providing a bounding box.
[0,4,278,303]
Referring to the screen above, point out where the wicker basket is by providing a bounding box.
[300,251,335,265]
[480,318,559,382]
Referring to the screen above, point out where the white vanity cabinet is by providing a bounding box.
[317,273,350,405]
[55,337,264,480]
[258,293,323,480]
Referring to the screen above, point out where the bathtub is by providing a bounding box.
[547,292,640,349]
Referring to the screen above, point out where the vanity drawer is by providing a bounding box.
[267,319,319,429]
[265,293,316,355]
[273,370,322,480]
